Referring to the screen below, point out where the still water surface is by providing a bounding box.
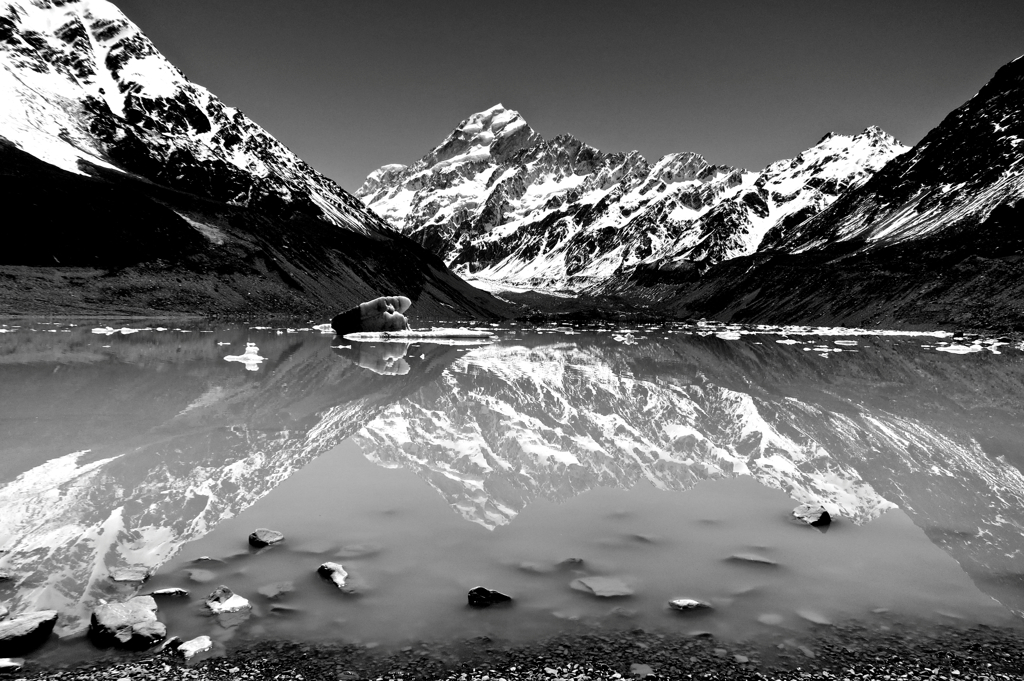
[1,320,1023,662]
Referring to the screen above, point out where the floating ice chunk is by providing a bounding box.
[935,344,982,354]
[224,343,266,371]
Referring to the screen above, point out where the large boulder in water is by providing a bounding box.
[89,596,165,650]
[0,610,57,656]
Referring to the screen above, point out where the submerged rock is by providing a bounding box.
[793,504,832,526]
[318,562,349,589]
[570,576,634,597]
[727,553,778,566]
[257,581,295,599]
[178,635,213,661]
[248,528,285,548]
[90,597,165,650]
[110,566,151,583]
[205,586,251,614]
[668,598,712,612]
[467,586,512,608]
[0,611,57,656]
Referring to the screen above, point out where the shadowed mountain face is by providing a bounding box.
[0,0,508,318]
[604,56,1024,330]
[358,105,906,291]
[0,324,1022,638]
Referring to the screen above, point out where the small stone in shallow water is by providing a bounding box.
[178,635,213,660]
[205,586,251,614]
[727,553,778,566]
[570,576,634,597]
[318,562,349,589]
[792,503,831,526]
[797,608,832,625]
[467,586,512,607]
[248,528,285,548]
[668,599,712,612]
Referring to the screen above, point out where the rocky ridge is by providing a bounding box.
[358,105,907,290]
[0,0,384,233]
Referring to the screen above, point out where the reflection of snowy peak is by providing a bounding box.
[356,343,896,529]
[358,105,906,289]
[0,332,462,634]
[0,0,384,233]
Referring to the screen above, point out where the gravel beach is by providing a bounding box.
[10,619,1023,681]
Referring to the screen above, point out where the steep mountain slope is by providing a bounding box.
[358,105,906,290]
[0,0,507,318]
[604,55,1024,330]
[766,55,1024,253]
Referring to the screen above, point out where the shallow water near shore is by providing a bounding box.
[1,320,1023,665]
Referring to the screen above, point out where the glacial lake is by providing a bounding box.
[1,319,1023,664]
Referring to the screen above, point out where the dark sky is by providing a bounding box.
[115,0,1023,192]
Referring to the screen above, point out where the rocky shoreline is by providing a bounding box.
[9,620,1024,681]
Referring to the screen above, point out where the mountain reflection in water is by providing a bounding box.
[0,322,1022,653]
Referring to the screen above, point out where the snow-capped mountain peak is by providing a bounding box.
[0,0,387,235]
[358,107,907,290]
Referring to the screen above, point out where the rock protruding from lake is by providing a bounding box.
[149,588,189,598]
[467,586,512,608]
[318,563,348,589]
[90,597,165,650]
[570,576,634,597]
[205,586,251,614]
[109,566,151,583]
[0,610,57,656]
[793,504,832,526]
[178,635,213,661]
[248,528,285,548]
[668,598,712,611]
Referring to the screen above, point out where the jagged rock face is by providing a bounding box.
[0,0,386,234]
[358,104,906,289]
[766,55,1024,253]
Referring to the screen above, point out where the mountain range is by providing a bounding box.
[0,0,506,319]
[358,107,908,291]
[361,59,1023,330]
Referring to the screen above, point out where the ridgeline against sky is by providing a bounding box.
[115,0,1022,192]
